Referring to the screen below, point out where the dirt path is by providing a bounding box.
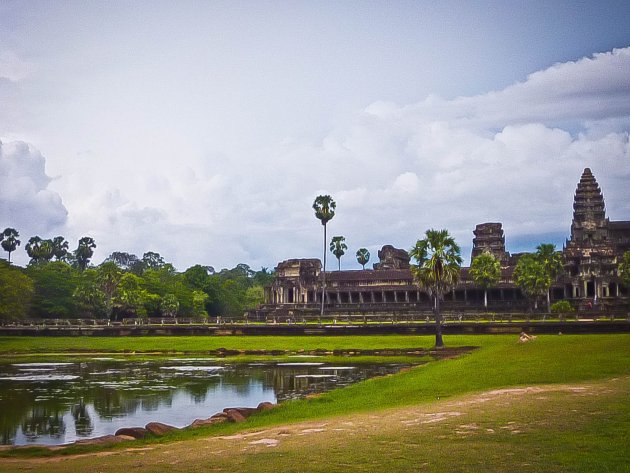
[2,377,629,472]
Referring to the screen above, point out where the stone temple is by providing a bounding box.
[258,168,629,319]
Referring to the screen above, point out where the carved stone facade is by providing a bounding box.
[373,245,410,270]
[471,223,510,266]
[261,168,629,315]
[561,168,630,301]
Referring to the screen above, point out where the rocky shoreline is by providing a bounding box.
[3,402,276,451]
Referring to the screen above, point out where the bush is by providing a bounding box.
[550,300,575,314]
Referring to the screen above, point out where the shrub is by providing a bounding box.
[550,300,575,314]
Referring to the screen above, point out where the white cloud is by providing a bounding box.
[3,47,630,269]
[0,141,68,262]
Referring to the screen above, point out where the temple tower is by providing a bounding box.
[564,168,615,300]
[570,168,608,245]
[471,223,510,266]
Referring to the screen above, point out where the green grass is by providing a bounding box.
[0,334,440,354]
[1,334,629,466]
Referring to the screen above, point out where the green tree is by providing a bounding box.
[1,228,21,263]
[160,293,179,317]
[51,236,69,261]
[252,267,274,286]
[105,251,143,273]
[75,237,96,271]
[410,229,463,348]
[469,251,501,308]
[356,248,370,270]
[329,236,347,271]
[0,260,34,321]
[313,195,336,322]
[73,269,107,318]
[142,251,165,269]
[115,273,147,318]
[25,236,54,265]
[95,262,123,318]
[244,285,265,309]
[513,253,549,311]
[619,251,630,287]
[535,243,564,311]
[192,290,209,318]
[27,261,79,318]
[618,251,630,314]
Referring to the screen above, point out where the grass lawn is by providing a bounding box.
[0,334,442,354]
[1,334,629,471]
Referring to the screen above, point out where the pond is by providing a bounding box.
[0,357,410,446]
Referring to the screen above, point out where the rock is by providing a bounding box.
[190,416,227,429]
[225,409,247,423]
[145,422,178,436]
[190,418,215,428]
[74,434,134,445]
[223,407,257,418]
[257,402,275,411]
[114,427,149,439]
[211,412,228,420]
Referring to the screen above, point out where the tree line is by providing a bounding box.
[0,228,273,322]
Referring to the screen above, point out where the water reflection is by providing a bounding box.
[0,358,408,446]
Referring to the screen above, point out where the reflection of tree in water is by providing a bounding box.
[22,407,65,441]
[0,427,15,445]
[71,402,93,437]
[92,389,140,419]
[182,381,210,403]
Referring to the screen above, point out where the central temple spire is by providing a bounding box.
[570,168,607,244]
[572,168,606,224]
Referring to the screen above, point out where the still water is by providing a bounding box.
[0,357,407,446]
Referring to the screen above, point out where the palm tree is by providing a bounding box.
[0,228,20,263]
[514,253,549,311]
[25,236,53,265]
[313,195,336,322]
[356,248,370,270]
[75,237,96,271]
[410,229,462,348]
[469,251,501,308]
[329,236,347,271]
[51,236,69,261]
[535,243,564,311]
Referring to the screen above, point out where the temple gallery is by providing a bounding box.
[259,169,629,318]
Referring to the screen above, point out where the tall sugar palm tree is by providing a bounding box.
[469,250,501,308]
[313,195,336,322]
[535,243,564,311]
[330,236,347,271]
[51,236,69,261]
[25,236,53,265]
[1,228,20,263]
[356,248,370,270]
[75,237,96,271]
[410,229,462,348]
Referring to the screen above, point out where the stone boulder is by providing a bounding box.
[257,402,276,411]
[189,416,228,429]
[114,427,149,439]
[225,409,247,423]
[223,407,258,418]
[145,422,179,436]
[74,434,135,446]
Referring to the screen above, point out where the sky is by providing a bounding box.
[1,0,630,270]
